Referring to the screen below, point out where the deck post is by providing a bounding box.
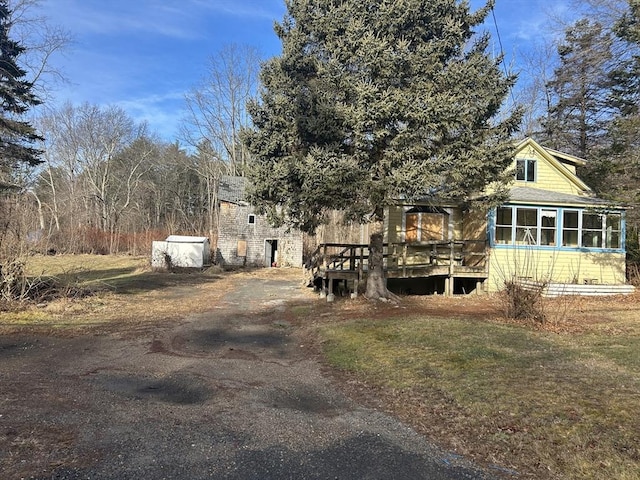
[446,241,455,296]
[402,244,407,277]
[323,244,329,271]
[327,274,335,302]
[446,276,454,296]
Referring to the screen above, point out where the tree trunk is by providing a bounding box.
[365,231,398,301]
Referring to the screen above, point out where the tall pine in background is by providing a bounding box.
[541,19,614,158]
[605,0,640,262]
[244,0,520,300]
[0,0,43,190]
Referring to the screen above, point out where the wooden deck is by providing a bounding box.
[308,241,489,297]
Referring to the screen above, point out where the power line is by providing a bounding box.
[490,4,517,105]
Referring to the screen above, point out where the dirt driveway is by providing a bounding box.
[1,271,495,479]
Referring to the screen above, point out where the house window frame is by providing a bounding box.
[516,159,536,182]
[248,214,256,225]
[493,206,624,251]
[402,206,448,244]
[578,211,622,249]
[495,206,557,246]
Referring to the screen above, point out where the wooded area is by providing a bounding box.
[0,0,639,266]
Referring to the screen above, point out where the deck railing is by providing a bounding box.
[307,240,488,278]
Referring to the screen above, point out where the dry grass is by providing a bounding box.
[0,254,306,336]
[4,254,640,478]
[317,293,640,479]
[0,254,234,334]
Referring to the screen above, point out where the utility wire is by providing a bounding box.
[490,4,517,105]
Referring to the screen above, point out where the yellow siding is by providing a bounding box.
[513,149,582,195]
[462,207,487,241]
[451,208,463,239]
[487,248,626,292]
[385,205,403,243]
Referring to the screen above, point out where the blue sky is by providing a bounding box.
[38,0,571,142]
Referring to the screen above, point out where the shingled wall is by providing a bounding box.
[216,198,303,268]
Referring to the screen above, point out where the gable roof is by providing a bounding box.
[218,176,248,205]
[513,138,591,193]
[540,146,587,167]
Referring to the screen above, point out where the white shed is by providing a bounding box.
[151,235,211,269]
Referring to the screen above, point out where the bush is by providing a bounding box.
[0,256,90,311]
[501,280,546,323]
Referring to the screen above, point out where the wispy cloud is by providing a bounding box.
[41,0,284,40]
[116,91,187,139]
[190,0,284,20]
[40,0,204,39]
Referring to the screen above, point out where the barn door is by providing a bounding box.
[264,239,278,267]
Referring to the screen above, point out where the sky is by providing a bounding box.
[35,0,573,143]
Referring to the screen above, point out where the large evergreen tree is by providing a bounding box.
[601,1,640,257]
[541,19,614,158]
[244,0,520,300]
[0,0,43,190]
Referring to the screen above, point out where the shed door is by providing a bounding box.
[265,239,278,267]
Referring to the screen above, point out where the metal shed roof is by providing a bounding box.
[165,235,209,243]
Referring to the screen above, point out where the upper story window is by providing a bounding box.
[516,159,536,182]
[248,214,256,225]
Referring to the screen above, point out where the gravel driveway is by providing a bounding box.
[1,273,495,479]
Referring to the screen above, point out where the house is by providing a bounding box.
[309,138,633,296]
[216,175,303,268]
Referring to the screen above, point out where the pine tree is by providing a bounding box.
[0,0,43,189]
[541,19,614,158]
[244,0,520,300]
[602,0,640,257]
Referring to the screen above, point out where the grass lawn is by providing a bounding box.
[3,254,639,478]
[0,254,229,331]
[318,298,640,479]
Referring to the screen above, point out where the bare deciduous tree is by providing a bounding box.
[182,43,262,176]
[8,0,71,100]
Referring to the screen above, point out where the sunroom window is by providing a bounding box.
[515,208,538,244]
[540,210,557,246]
[495,207,513,244]
[606,214,622,249]
[582,213,603,248]
[496,208,623,249]
[562,210,579,247]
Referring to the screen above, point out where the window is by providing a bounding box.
[516,159,536,182]
[495,207,513,244]
[497,207,623,250]
[404,207,445,243]
[540,209,557,246]
[562,210,579,247]
[606,214,622,249]
[582,213,602,248]
[515,208,538,244]
[580,212,621,249]
[248,214,256,225]
[495,207,556,246]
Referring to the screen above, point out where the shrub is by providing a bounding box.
[501,279,546,323]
